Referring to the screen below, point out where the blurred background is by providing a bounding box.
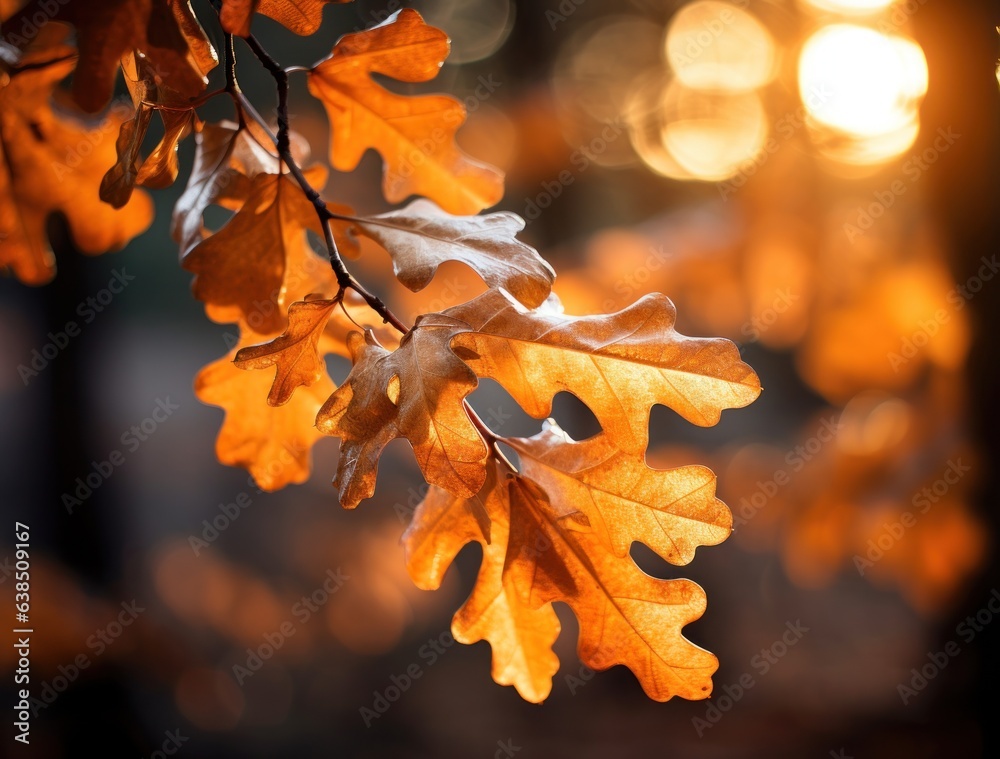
[2,0,999,756]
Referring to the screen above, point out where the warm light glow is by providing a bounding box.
[665,1,777,91]
[660,82,769,181]
[799,26,927,137]
[799,25,927,165]
[802,0,896,12]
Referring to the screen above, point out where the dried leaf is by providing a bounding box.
[347,199,555,308]
[509,421,732,565]
[196,326,333,490]
[100,53,198,207]
[221,0,348,37]
[449,289,762,454]
[404,463,561,703]
[504,475,718,702]
[49,0,215,112]
[0,49,153,284]
[182,172,329,332]
[234,297,338,406]
[317,318,488,509]
[308,9,503,214]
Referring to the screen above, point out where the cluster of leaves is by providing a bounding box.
[0,0,760,702]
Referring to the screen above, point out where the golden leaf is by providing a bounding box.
[0,48,153,284]
[307,9,503,214]
[347,199,555,308]
[449,289,762,454]
[317,317,488,509]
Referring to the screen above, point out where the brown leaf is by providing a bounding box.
[181,172,330,333]
[317,317,488,509]
[404,463,561,703]
[448,289,762,454]
[221,0,348,37]
[0,48,153,284]
[196,326,333,490]
[100,53,198,207]
[346,199,555,308]
[234,297,338,406]
[47,0,215,113]
[508,421,732,566]
[504,475,718,702]
[307,8,503,214]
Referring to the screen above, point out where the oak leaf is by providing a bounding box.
[182,172,336,333]
[508,422,732,565]
[39,0,216,113]
[195,326,334,491]
[220,0,349,37]
[100,52,201,207]
[234,296,337,406]
[404,463,561,703]
[0,48,153,284]
[449,289,761,454]
[317,319,488,509]
[307,9,503,214]
[346,199,555,308]
[503,474,718,701]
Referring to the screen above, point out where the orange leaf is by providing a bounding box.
[404,463,561,703]
[307,8,503,214]
[317,318,488,509]
[504,475,718,702]
[347,199,555,308]
[220,0,349,37]
[0,48,153,284]
[181,173,331,333]
[234,297,338,406]
[508,421,732,566]
[196,325,333,491]
[449,289,762,454]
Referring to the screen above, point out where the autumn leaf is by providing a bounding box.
[449,289,762,454]
[307,8,503,214]
[504,474,718,702]
[100,52,202,207]
[0,47,153,284]
[404,463,561,703]
[317,318,488,509]
[508,421,732,565]
[196,325,334,491]
[345,199,555,308]
[220,0,349,37]
[171,120,288,254]
[14,0,217,113]
[182,172,332,333]
[234,296,338,406]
